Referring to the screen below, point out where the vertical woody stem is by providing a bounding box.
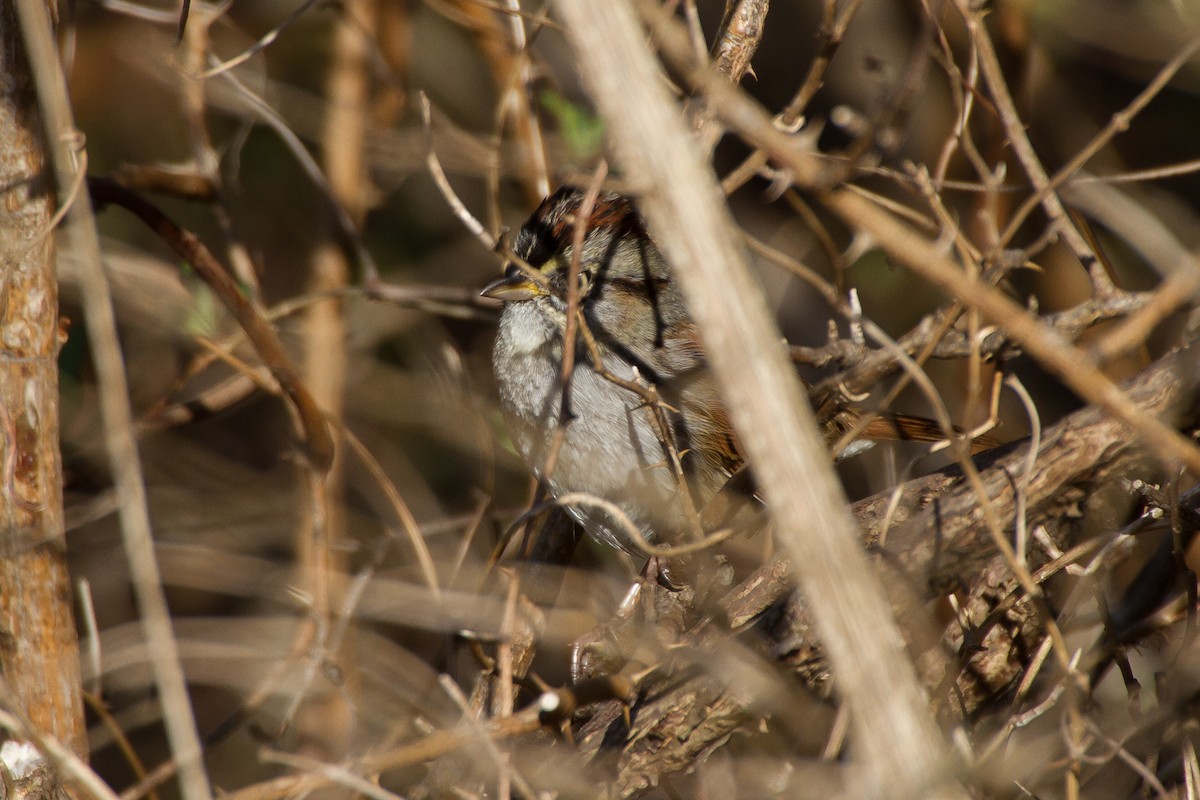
[555,1,961,796]
[0,0,85,758]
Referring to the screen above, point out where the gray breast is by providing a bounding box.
[493,302,683,553]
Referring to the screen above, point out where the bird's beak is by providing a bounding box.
[481,268,543,302]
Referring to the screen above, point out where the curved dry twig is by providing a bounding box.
[559,2,962,798]
[88,178,336,471]
[640,5,1200,477]
[16,3,214,798]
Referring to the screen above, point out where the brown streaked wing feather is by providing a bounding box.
[657,327,707,375]
[828,409,998,454]
[662,353,744,483]
[658,328,743,478]
[688,400,745,478]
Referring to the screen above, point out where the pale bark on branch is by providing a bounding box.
[555,1,962,797]
[591,339,1200,789]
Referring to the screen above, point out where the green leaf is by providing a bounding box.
[539,89,605,160]
[182,269,220,338]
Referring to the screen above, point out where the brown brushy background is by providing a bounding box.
[23,0,1200,797]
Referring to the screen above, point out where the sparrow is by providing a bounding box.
[484,187,982,555]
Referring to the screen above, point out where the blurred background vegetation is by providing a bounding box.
[36,0,1200,796]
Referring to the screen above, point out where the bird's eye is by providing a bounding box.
[579,268,594,294]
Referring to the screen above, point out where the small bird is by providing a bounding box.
[484,187,982,555]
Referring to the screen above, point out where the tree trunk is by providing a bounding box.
[0,0,87,758]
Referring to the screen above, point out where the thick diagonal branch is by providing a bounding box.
[555,2,962,798]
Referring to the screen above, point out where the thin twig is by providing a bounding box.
[560,2,963,797]
[0,706,120,800]
[501,0,550,197]
[15,5,215,800]
[954,0,1107,294]
[419,92,497,250]
[342,428,441,596]
[258,750,407,800]
[996,36,1200,253]
[643,7,1200,476]
[88,178,336,471]
[694,0,769,151]
[214,61,382,282]
[199,0,326,78]
[554,493,734,558]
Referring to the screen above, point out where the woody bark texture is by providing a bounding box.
[555,1,961,798]
[582,338,1200,791]
[0,0,86,758]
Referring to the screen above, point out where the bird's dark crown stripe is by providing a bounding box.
[517,188,642,267]
[514,215,561,268]
[543,193,636,245]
